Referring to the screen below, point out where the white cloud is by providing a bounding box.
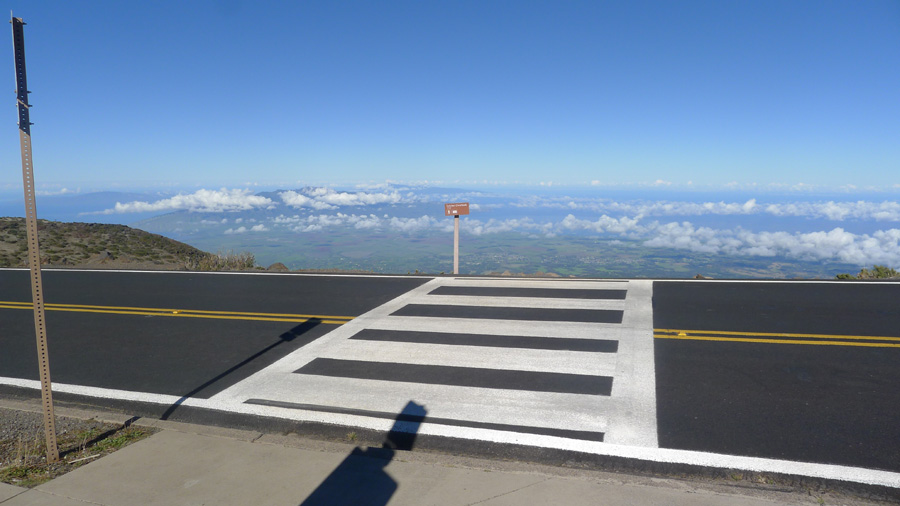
[764,201,900,222]
[224,223,270,234]
[322,190,403,206]
[614,199,758,217]
[350,214,381,229]
[560,214,645,235]
[644,222,742,254]
[510,196,763,217]
[286,212,555,237]
[506,195,900,223]
[36,187,80,196]
[294,214,346,232]
[280,188,410,210]
[466,218,553,236]
[642,222,900,266]
[388,215,439,233]
[98,189,274,214]
[273,214,302,224]
[280,190,335,210]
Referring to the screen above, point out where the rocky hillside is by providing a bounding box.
[0,217,218,270]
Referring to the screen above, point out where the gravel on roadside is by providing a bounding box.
[0,407,156,488]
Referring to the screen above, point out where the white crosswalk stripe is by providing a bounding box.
[210,277,658,449]
[318,340,618,375]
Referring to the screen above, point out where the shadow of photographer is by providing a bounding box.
[300,400,427,506]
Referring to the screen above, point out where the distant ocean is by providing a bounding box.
[2,184,899,277]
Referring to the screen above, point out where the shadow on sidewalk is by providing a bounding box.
[160,318,321,420]
[300,400,427,506]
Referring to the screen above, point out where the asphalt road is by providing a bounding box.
[653,281,900,473]
[0,270,428,398]
[2,270,899,484]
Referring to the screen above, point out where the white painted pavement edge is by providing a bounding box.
[605,280,657,448]
[5,268,896,284]
[1,376,899,488]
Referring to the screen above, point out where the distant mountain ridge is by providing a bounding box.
[0,217,210,270]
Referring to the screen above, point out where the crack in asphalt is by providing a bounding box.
[466,476,553,505]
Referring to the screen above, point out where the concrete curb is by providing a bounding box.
[1,393,896,505]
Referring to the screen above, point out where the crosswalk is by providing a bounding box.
[210,277,659,450]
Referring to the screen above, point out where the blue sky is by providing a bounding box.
[1,0,898,191]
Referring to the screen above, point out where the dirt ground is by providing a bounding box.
[0,407,155,488]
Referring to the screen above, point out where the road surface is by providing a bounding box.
[1,269,898,488]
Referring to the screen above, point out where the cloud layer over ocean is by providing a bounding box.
[92,185,900,267]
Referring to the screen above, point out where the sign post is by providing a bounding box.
[444,203,469,275]
[12,15,59,463]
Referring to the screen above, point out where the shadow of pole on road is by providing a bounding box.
[160,318,321,420]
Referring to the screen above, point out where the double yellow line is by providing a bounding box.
[655,328,900,348]
[0,300,354,325]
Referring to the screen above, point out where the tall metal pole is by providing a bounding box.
[453,215,459,275]
[11,15,59,463]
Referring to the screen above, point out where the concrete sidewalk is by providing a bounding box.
[0,412,854,506]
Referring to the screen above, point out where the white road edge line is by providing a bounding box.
[2,376,898,488]
[3,268,897,284]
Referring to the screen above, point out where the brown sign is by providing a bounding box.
[444,202,470,216]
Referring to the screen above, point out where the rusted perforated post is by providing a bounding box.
[11,15,59,463]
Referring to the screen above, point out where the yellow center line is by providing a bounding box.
[655,328,900,342]
[655,328,900,348]
[0,300,353,325]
